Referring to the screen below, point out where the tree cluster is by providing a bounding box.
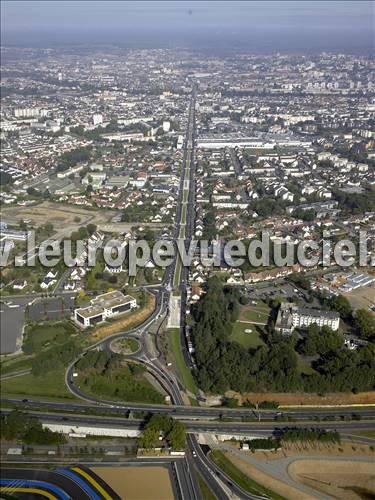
[333,186,375,214]
[140,414,186,450]
[281,428,341,444]
[191,278,375,395]
[1,411,66,445]
[298,324,343,356]
[32,340,81,376]
[57,147,92,172]
[77,351,164,405]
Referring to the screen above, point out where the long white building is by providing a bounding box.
[275,303,340,335]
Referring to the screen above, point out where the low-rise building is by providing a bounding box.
[74,290,137,327]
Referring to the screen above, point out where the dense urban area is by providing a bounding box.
[1,43,375,500]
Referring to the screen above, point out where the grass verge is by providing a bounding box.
[1,367,77,400]
[1,355,33,376]
[351,430,375,439]
[169,328,198,396]
[173,257,182,288]
[197,473,216,500]
[210,450,286,500]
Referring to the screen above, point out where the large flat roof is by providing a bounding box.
[91,290,135,310]
[76,291,136,319]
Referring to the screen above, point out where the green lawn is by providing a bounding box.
[351,430,375,439]
[169,328,198,396]
[197,473,216,500]
[1,367,77,400]
[242,308,270,323]
[119,338,140,353]
[0,355,33,376]
[230,323,265,349]
[22,321,77,354]
[173,256,182,288]
[210,450,286,500]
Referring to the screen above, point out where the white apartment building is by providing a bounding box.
[275,303,340,335]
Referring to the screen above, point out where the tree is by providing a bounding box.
[140,426,160,449]
[1,411,65,445]
[354,309,375,340]
[86,223,97,236]
[299,325,343,356]
[329,295,352,319]
[140,414,186,450]
[167,421,186,450]
[45,222,54,234]
[0,171,13,185]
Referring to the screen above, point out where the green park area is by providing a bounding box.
[1,320,81,401]
[0,355,33,376]
[229,301,270,349]
[239,301,271,324]
[296,354,316,376]
[230,323,265,350]
[76,351,165,404]
[1,367,75,400]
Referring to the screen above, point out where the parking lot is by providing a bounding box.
[27,295,75,322]
[246,280,310,304]
[0,297,29,354]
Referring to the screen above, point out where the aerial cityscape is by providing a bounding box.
[0,1,374,499]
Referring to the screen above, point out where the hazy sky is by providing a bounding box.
[1,1,374,51]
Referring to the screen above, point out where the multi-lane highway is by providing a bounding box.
[2,408,374,436]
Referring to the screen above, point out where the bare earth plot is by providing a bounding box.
[346,284,375,311]
[236,390,375,406]
[222,442,374,500]
[226,452,315,500]
[1,201,116,232]
[288,459,375,500]
[91,466,174,500]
